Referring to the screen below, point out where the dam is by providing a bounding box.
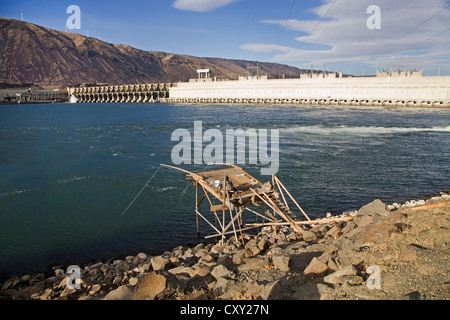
[168,70,450,107]
[69,83,171,103]
[68,70,450,107]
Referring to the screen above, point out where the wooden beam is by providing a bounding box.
[274,175,311,221]
[250,188,303,234]
[411,202,450,211]
[246,215,355,227]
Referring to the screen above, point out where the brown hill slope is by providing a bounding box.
[0,18,304,85]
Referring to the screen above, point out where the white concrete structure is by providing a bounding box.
[169,72,450,107]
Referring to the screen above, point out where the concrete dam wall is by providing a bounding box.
[68,71,450,107]
[168,72,450,107]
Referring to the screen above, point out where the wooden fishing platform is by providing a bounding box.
[161,164,313,244]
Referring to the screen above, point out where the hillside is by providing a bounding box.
[0,18,304,85]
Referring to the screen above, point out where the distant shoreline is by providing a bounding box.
[2,101,450,109]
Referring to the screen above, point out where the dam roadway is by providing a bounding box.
[68,71,450,107]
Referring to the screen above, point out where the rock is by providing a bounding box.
[272,255,291,272]
[302,230,317,242]
[216,255,235,271]
[232,249,248,265]
[266,247,282,256]
[128,277,139,286]
[100,263,110,274]
[325,226,342,240]
[257,280,283,300]
[211,265,234,280]
[136,252,148,260]
[324,265,358,285]
[168,265,193,277]
[340,275,363,286]
[357,199,389,217]
[38,288,53,300]
[258,238,270,251]
[210,244,225,254]
[186,289,208,300]
[183,275,209,291]
[199,254,215,266]
[213,277,236,297]
[191,265,212,278]
[355,214,374,228]
[293,283,325,300]
[54,269,65,277]
[151,256,171,271]
[133,271,181,300]
[341,220,356,233]
[112,275,122,285]
[326,258,339,272]
[237,257,269,272]
[304,257,328,276]
[104,285,133,300]
[245,239,261,256]
[138,262,151,274]
[60,286,77,298]
[286,232,299,242]
[89,284,101,296]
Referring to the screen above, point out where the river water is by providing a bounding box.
[0,103,449,278]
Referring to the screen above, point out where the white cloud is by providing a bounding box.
[241,0,450,72]
[172,0,240,13]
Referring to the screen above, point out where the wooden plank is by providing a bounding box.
[211,204,229,212]
[411,202,450,211]
[246,215,355,227]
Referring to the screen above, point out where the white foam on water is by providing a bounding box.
[156,186,177,193]
[57,176,92,184]
[281,125,450,136]
[0,189,31,198]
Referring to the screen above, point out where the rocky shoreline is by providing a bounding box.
[1,191,449,300]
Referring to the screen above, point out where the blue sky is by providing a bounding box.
[1,0,449,75]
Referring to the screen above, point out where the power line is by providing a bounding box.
[269,0,297,60]
[372,3,450,57]
[301,0,338,47]
[293,0,338,66]
[402,27,450,53]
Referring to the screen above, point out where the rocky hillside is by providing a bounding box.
[1,192,449,301]
[0,18,304,85]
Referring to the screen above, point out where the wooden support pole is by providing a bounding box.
[246,215,355,227]
[274,174,290,212]
[274,175,311,221]
[250,188,303,234]
[195,210,222,236]
[196,182,199,236]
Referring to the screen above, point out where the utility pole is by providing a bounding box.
[247,63,260,78]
